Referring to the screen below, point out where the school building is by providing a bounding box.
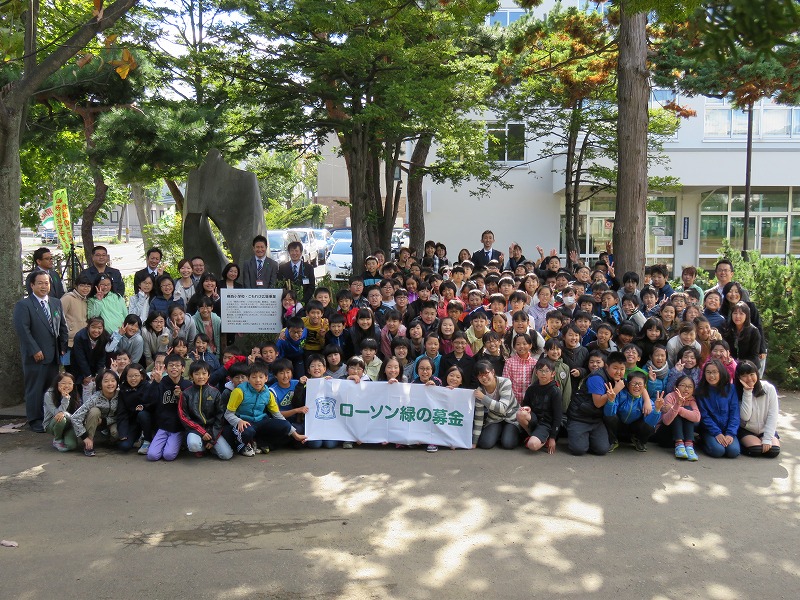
[315,1,800,273]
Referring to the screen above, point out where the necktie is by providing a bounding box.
[293,263,299,281]
[256,259,263,280]
[41,299,50,321]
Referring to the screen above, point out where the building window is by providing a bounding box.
[703,97,799,140]
[487,9,526,27]
[110,211,120,223]
[488,123,525,162]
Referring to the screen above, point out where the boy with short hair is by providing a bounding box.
[465,310,490,355]
[361,256,382,287]
[336,289,358,326]
[349,276,368,308]
[224,362,307,456]
[313,286,337,321]
[418,300,439,336]
[270,359,308,438]
[179,361,233,460]
[106,314,144,364]
[324,313,354,359]
[301,300,329,353]
[542,310,563,342]
[600,290,623,326]
[566,351,626,456]
[667,322,701,365]
[380,309,406,359]
[277,316,307,377]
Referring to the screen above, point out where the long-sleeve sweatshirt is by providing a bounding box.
[146,376,191,433]
[43,390,79,431]
[105,331,144,364]
[697,385,740,437]
[477,376,519,425]
[70,391,119,439]
[739,381,779,445]
[116,380,152,439]
[659,391,701,428]
[521,380,562,438]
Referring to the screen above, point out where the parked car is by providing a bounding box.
[391,228,410,257]
[311,228,331,264]
[40,228,58,244]
[325,239,353,281]
[267,229,301,264]
[287,228,319,267]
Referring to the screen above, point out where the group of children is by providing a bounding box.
[46,240,781,462]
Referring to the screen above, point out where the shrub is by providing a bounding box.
[716,241,800,389]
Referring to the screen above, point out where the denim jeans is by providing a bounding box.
[702,433,740,458]
[671,416,696,442]
[186,432,234,460]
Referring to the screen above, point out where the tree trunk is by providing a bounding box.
[614,5,649,277]
[0,109,25,406]
[131,181,152,248]
[344,125,373,275]
[407,134,431,257]
[164,178,185,213]
[117,204,126,240]
[564,104,580,269]
[81,167,109,254]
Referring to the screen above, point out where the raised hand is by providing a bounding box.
[655,391,665,412]
[605,382,618,401]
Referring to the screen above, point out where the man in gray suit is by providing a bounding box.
[14,271,69,432]
[242,235,278,289]
[32,246,65,298]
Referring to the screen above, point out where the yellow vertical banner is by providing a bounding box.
[52,189,73,251]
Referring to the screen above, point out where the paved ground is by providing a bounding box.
[1,394,798,600]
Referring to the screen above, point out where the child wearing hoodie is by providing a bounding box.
[518,358,563,454]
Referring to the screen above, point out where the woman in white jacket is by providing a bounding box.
[736,360,780,458]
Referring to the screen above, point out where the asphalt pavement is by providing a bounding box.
[1,394,798,599]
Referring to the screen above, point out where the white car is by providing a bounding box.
[325,239,353,281]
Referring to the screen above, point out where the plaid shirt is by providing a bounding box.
[502,352,538,401]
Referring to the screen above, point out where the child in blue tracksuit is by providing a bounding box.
[604,371,662,452]
[276,316,307,377]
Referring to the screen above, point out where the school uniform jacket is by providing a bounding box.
[277,260,315,304]
[242,255,278,289]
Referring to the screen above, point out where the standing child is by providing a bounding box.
[281,288,302,327]
[323,344,347,379]
[359,339,383,381]
[413,333,442,378]
[179,361,233,460]
[336,289,358,326]
[192,297,222,357]
[645,344,670,399]
[301,300,329,353]
[380,310,407,359]
[324,313,354,360]
[390,337,415,382]
[502,333,537,402]
[277,317,307,377]
[439,332,476,388]
[146,353,191,461]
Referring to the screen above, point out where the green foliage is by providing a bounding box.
[716,240,800,389]
[142,213,184,275]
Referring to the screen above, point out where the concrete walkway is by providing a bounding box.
[1,395,798,599]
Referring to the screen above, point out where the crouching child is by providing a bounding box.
[179,361,233,460]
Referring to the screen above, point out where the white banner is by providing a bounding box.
[221,288,283,333]
[304,379,475,448]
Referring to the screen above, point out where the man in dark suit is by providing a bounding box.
[470,229,503,268]
[133,246,164,287]
[277,241,316,303]
[13,271,69,432]
[79,245,125,295]
[242,235,278,289]
[32,246,65,298]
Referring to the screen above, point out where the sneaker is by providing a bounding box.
[607,440,619,454]
[255,446,270,454]
[686,445,699,461]
[426,444,438,453]
[240,444,256,457]
[342,442,354,449]
[84,448,96,457]
[674,444,688,459]
[631,436,647,452]
[52,439,68,452]
[133,435,144,449]
[137,440,150,455]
